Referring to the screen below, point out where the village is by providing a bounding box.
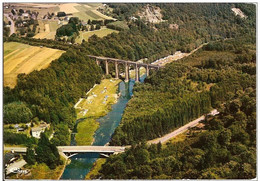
[4,120,52,178]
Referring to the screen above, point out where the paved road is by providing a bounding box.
[4,147,26,152]
[6,159,26,175]
[4,14,15,36]
[148,109,219,144]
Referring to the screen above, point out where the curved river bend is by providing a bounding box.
[61,76,146,180]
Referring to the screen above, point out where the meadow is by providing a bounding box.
[75,28,118,43]
[72,3,115,21]
[4,42,65,88]
[75,79,121,145]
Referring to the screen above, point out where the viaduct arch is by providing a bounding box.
[88,55,160,82]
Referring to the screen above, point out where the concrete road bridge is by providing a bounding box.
[4,145,126,158]
[88,55,160,82]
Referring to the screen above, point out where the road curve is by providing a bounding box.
[148,109,219,144]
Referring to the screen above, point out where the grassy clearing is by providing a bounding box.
[107,21,129,30]
[75,119,99,145]
[4,42,64,88]
[75,28,118,43]
[85,158,106,179]
[75,79,121,145]
[167,131,188,145]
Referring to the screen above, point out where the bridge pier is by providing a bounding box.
[96,59,100,66]
[125,63,129,82]
[105,59,109,75]
[146,65,149,77]
[115,61,119,79]
[87,55,160,81]
[135,63,139,82]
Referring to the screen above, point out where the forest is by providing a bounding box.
[99,86,256,179]
[3,3,255,148]
[110,34,256,145]
[99,36,256,179]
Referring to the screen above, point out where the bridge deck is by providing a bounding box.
[4,146,126,154]
[88,55,160,68]
[58,146,125,153]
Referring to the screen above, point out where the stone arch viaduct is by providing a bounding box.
[88,55,160,82]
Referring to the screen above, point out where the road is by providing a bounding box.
[4,14,15,36]
[148,109,219,144]
[6,159,26,175]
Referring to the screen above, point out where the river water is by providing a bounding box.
[60,76,146,180]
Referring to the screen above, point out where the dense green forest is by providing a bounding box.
[110,34,256,145]
[3,3,255,147]
[81,3,255,63]
[100,36,256,178]
[100,87,256,179]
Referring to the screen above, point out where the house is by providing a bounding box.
[31,122,50,138]
[22,13,29,19]
[17,127,25,132]
[31,127,44,138]
[14,124,19,129]
[64,16,70,21]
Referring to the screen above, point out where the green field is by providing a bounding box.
[75,119,99,145]
[75,79,121,145]
[107,21,129,30]
[76,28,119,43]
[73,4,114,21]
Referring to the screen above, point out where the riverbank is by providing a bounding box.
[85,158,106,179]
[74,78,122,145]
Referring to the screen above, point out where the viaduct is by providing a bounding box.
[88,55,161,82]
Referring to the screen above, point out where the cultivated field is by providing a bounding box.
[33,20,62,40]
[71,3,115,21]
[75,28,118,43]
[4,42,65,88]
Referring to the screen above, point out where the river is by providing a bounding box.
[60,76,146,180]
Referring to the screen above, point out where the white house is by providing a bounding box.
[31,122,50,138]
[31,127,44,138]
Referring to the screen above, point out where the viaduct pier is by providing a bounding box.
[88,55,160,82]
